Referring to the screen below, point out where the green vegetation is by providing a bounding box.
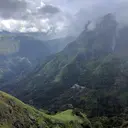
[0,91,91,128]
[51,110,81,122]
[2,14,128,127]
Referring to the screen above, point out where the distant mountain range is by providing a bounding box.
[0,31,74,85]
[2,13,128,127]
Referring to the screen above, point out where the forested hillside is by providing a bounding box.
[2,13,128,127]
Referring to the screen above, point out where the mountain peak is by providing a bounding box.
[102,13,115,20]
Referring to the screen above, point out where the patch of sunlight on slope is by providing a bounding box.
[51,109,81,122]
[0,124,11,128]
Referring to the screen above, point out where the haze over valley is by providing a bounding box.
[1,0,128,128]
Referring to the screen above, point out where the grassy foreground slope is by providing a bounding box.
[0,91,91,128]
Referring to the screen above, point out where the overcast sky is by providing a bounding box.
[0,0,128,37]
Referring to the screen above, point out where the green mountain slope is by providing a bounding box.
[0,91,91,128]
[4,14,119,106]
[2,13,128,125]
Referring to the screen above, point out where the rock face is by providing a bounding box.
[71,84,85,90]
[60,104,74,111]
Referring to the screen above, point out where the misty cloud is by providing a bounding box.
[38,5,60,16]
[0,0,128,38]
[0,0,27,19]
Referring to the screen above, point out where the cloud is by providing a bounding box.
[0,0,27,19]
[0,0,128,38]
[38,4,60,16]
[0,18,52,33]
[60,0,128,36]
[0,0,64,36]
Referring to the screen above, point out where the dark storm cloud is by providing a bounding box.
[1,0,128,38]
[0,0,65,34]
[0,0,27,19]
[38,4,60,16]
